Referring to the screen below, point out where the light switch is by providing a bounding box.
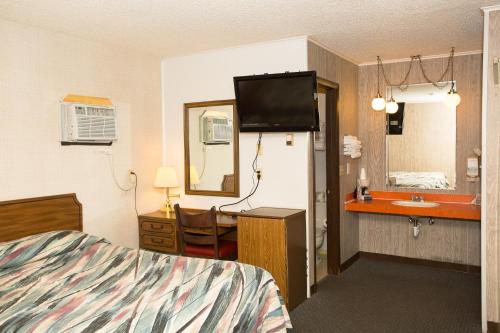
[339,165,346,176]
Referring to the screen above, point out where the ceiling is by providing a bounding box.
[0,0,497,64]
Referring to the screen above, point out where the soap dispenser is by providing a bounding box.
[357,168,370,201]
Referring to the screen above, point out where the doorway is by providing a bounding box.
[313,78,340,286]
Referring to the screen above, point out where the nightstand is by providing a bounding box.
[138,211,179,254]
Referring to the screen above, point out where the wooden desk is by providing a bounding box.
[138,210,237,254]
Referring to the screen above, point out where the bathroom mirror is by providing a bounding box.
[386,82,457,190]
[184,100,239,197]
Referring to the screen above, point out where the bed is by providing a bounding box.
[0,194,291,333]
[388,171,450,189]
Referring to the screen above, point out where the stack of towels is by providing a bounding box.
[343,135,362,159]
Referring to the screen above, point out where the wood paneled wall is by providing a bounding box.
[358,54,482,266]
[485,10,500,324]
[308,41,359,263]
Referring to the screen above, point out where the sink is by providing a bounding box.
[392,200,440,208]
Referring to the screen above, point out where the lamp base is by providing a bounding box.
[160,198,175,218]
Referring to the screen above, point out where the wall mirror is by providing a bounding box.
[184,100,239,197]
[386,82,457,190]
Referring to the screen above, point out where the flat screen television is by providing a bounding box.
[387,102,405,135]
[233,71,319,132]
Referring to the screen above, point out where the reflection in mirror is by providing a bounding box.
[184,100,239,197]
[386,82,456,190]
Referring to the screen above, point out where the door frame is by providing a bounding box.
[312,77,341,290]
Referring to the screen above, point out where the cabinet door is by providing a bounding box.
[237,217,288,305]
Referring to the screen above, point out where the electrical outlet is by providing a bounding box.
[346,162,350,175]
[128,169,136,183]
[256,168,263,180]
[257,144,263,156]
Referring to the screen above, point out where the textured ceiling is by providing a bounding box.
[0,0,497,63]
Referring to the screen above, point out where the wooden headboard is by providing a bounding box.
[0,194,82,242]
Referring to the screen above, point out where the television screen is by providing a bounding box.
[388,102,405,135]
[233,71,319,132]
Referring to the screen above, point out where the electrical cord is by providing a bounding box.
[246,132,263,209]
[219,132,262,214]
[106,152,138,216]
[131,172,138,217]
[107,153,136,191]
[219,177,261,214]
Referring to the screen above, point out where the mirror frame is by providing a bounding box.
[183,99,240,197]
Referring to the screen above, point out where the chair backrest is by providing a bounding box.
[221,174,235,192]
[174,204,219,257]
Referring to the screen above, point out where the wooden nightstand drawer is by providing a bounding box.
[138,211,180,254]
[141,220,174,234]
[142,234,175,248]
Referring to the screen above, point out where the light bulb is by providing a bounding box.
[386,100,399,114]
[444,90,461,107]
[371,94,386,111]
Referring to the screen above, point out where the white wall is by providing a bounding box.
[0,19,163,248]
[162,37,315,287]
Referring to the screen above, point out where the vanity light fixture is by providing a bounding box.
[385,86,399,114]
[444,48,461,107]
[373,47,460,111]
[371,56,386,111]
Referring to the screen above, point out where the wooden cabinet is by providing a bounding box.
[138,211,178,254]
[237,207,307,310]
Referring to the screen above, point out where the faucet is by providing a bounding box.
[411,194,424,202]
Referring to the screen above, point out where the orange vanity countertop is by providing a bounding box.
[344,191,480,221]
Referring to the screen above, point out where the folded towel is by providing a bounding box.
[350,152,361,159]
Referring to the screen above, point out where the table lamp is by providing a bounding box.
[154,166,179,215]
[190,165,200,189]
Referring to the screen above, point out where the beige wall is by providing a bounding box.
[307,41,360,263]
[388,102,456,188]
[0,19,163,247]
[485,9,500,324]
[357,54,482,266]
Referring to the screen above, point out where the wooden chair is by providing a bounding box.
[174,204,237,260]
[221,174,235,192]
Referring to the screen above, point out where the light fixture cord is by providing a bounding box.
[379,55,416,89]
[376,57,381,95]
[378,47,455,90]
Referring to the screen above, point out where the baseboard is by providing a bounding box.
[359,251,480,274]
[340,252,360,272]
[488,321,500,333]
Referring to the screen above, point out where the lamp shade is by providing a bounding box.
[386,101,399,114]
[190,165,200,185]
[444,91,461,108]
[154,166,178,188]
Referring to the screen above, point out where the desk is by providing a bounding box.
[138,210,237,254]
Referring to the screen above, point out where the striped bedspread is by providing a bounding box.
[0,231,291,332]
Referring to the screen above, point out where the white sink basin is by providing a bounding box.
[392,200,440,208]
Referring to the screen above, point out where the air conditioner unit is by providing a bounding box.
[61,102,117,145]
[200,114,232,144]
